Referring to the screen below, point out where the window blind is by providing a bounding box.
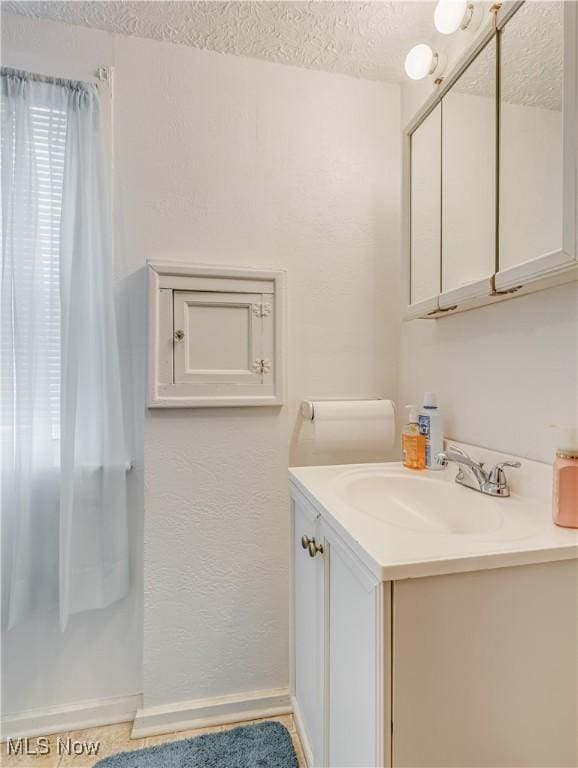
[2,101,67,439]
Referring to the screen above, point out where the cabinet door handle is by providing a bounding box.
[301,534,312,550]
[307,539,324,558]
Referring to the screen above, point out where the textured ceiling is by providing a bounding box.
[3,0,436,83]
[3,0,564,106]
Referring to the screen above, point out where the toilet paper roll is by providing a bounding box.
[311,400,395,454]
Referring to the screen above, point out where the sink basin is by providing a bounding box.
[336,469,503,535]
[290,454,577,581]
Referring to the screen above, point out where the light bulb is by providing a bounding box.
[404,44,435,81]
[434,0,470,35]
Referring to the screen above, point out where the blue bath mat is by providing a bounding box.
[93,721,299,768]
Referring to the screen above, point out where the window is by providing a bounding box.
[2,69,129,630]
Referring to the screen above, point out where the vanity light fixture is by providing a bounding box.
[404,44,446,81]
[434,0,480,35]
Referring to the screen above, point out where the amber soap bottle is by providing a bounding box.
[402,405,426,470]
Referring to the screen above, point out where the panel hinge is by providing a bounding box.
[252,302,272,318]
[252,359,272,374]
[426,304,458,316]
[490,276,523,296]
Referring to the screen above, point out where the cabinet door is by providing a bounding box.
[409,104,441,312]
[496,0,576,290]
[440,39,496,303]
[173,291,261,386]
[173,291,274,396]
[293,501,325,767]
[327,534,384,768]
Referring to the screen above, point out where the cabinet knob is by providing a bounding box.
[174,329,185,342]
[307,539,324,558]
[301,534,323,557]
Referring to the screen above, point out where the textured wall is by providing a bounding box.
[113,33,401,707]
[1,12,401,712]
[398,282,578,464]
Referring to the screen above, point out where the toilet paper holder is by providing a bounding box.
[300,399,385,422]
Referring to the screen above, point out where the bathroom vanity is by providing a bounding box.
[289,446,578,767]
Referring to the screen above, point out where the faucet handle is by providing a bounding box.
[488,460,521,489]
[436,452,448,467]
[436,445,464,466]
[437,445,482,468]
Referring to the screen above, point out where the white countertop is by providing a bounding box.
[289,446,578,582]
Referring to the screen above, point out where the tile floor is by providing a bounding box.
[1,715,306,767]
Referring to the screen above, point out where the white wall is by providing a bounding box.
[1,13,401,715]
[399,282,578,463]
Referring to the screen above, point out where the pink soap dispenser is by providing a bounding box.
[552,427,578,529]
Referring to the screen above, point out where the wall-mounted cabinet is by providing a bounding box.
[403,0,578,319]
[148,262,285,407]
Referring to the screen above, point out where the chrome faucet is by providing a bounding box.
[435,445,521,497]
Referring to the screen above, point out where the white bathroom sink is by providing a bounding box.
[337,470,502,535]
[289,451,578,581]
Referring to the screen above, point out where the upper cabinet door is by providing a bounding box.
[441,39,497,301]
[496,0,577,290]
[409,103,441,312]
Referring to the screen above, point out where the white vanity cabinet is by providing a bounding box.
[290,475,578,768]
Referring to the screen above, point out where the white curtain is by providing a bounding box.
[1,68,129,631]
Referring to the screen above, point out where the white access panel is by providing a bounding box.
[148,263,285,407]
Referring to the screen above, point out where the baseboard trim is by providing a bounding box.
[291,695,313,768]
[1,694,142,741]
[131,687,291,739]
